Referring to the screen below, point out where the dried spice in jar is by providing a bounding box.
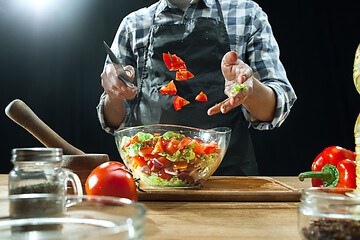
[301,218,360,240]
[8,148,82,232]
[298,187,360,240]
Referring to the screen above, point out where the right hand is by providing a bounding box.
[100,64,137,100]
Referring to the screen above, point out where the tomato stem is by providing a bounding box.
[117,167,146,192]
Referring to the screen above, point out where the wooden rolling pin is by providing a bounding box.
[5,99,85,155]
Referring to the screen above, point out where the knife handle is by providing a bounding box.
[113,64,135,89]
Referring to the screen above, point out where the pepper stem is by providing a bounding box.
[168,52,173,62]
[298,163,340,187]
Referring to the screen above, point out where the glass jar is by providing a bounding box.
[298,187,360,240]
[8,148,83,197]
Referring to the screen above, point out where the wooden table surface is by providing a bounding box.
[0,175,310,240]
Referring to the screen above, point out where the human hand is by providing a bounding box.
[100,64,138,100]
[207,51,253,115]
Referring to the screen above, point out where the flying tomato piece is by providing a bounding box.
[175,68,194,81]
[173,96,190,111]
[163,52,186,71]
[195,91,208,102]
[159,80,177,95]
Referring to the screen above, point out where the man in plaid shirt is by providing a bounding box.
[98,0,296,175]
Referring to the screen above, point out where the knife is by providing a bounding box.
[103,41,134,89]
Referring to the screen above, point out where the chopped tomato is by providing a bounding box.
[156,156,172,168]
[152,139,165,154]
[132,155,146,168]
[138,147,155,157]
[159,80,177,95]
[166,137,181,155]
[195,91,208,102]
[176,69,194,81]
[173,96,190,111]
[173,161,188,171]
[163,53,186,71]
[191,140,218,155]
[177,137,193,151]
[145,140,156,147]
[203,141,218,154]
[158,169,171,180]
[189,140,201,154]
[122,134,139,150]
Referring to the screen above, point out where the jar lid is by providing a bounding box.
[11,148,63,162]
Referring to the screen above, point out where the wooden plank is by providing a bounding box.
[138,176,301,202]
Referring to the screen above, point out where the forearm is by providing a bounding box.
[103,94,127,129]
[242,77,276,122]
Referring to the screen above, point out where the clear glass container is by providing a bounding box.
[114,124,231,188]
[298,187,360,240]
[0,194,146,240]
[9,148,82,197]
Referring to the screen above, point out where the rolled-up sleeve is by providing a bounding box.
[96,92,131,135]
[96,16,135,135]
[242,4,297,130]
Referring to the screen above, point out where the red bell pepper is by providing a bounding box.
[298,146,357,188]
[175,68,194,81]
[159,80,177,95]
[163,52,186,71]
[195,91,208,102]
[173,96,190,111]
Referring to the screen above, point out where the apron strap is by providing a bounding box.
[215,0,224,23]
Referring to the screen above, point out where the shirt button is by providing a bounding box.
[184,15,189,20]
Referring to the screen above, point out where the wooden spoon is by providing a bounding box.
[5,99,86,155]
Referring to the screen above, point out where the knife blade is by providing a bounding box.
[103,41,134,89]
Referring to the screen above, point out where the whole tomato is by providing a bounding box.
[85,161,138,201]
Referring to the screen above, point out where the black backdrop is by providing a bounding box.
[1,0,360,176]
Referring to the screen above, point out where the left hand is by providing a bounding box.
[208,51,254,115]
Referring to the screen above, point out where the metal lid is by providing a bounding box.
[11,148,63,162]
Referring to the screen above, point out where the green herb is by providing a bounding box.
[231,84,247,95]
[137,132,153,142]
[168,52,173,62]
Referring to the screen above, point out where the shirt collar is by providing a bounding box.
[155,0,212,16]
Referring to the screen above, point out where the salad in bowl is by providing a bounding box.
[114,124,231,188]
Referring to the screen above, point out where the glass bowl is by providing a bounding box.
[114,124,231,188]
[0,194,146,240]
[298,187,360,240]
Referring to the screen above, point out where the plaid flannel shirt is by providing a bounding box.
[97,0,297,134]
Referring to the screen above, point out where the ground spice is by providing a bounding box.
[301,218,360,240]
[10,183,65,232]
[9,182,62,195]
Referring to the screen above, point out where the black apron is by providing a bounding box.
[129,0,258,175]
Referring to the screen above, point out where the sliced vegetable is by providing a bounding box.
[163,53,186,71]
[173,96,190,111]
[159,80,177,95]
[195,91,208,102]
[175,69,194,81]
[231,84,247,95]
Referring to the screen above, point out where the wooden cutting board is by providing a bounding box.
[138,176,301,202]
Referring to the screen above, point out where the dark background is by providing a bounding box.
[1,0,359,175]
